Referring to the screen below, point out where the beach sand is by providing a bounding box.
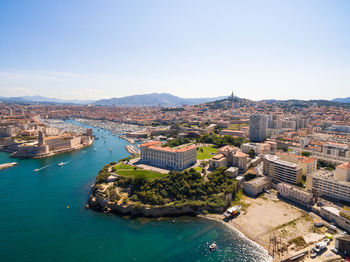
[204,194,327,261]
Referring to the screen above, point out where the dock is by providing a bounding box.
[120,135,135,144]
[0,162,18,170]
[125,145,140,155]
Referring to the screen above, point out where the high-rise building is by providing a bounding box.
[249,114,267,142]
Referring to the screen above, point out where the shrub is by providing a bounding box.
[301,151,311,157]
[122,197,129,205]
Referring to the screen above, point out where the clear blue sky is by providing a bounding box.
[0,0,349,100]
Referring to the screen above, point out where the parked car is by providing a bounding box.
[329,225,337,231]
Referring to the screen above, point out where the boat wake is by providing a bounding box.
[33,164,52,172]
[58,161,70,166]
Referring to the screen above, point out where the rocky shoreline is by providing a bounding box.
[87,192,227,217]
[87,191,272,260]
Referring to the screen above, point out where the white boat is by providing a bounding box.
[209,243,217,250]
[58,162,65,166]
[224,205,241,218]
[109,148,112,152]
[34,169,39,172]
[94,149,97,151]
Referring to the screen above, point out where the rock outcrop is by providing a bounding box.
[88,193,227,218]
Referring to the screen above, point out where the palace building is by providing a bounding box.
[140,141,197,170]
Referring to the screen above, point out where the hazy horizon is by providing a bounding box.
[1,1,349,101]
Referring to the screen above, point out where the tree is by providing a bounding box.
[301,151,312,157]
[248,149,256,159]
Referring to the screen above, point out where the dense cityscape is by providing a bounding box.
[0,93,349,261]
[1,1,350,261]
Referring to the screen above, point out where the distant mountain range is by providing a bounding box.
[93,93,227,106]
[332,97,350,103]
[0,95,94,105]
[0,93,349,106]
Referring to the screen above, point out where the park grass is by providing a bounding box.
[112,163,138,172]
[228,123,248,130]
[194,166,202,172]
[117,169,168,179]
[112,163,167,179]
[197,146,218,160]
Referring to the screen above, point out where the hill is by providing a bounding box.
[332,97,350,103]
[0,96,94,104]
[94,93,226,106]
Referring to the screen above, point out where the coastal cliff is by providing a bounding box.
[88,193,226,217]
[87,162,236,218]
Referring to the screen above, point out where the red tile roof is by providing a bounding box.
[140,141,162,147]
[337,162,350,170]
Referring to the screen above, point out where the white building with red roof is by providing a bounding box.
[140,141,197,170]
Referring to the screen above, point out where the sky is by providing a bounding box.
[0,0,349,101]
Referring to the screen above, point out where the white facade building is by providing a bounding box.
[263,154,302,185]
[140,141,197,170]
[306,163,350,203]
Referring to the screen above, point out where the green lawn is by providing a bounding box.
[228,123,248,130]
[194,166,202,172]
[116,169,168,179]
[112,163,167,179]
[112,163,137,171]
[197,146,218,160]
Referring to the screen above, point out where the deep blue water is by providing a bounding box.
[0,121,270,262]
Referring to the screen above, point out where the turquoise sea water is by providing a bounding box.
[0,121,270,262]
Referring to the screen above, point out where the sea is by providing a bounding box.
[0,120,271,262]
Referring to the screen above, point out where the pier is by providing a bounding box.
[125,145,140,155]
[0,162,18,170]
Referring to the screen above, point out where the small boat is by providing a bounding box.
[34,168,39,172]
[209,243,217,251]
[58,162,65,166]
[109,147,112,152]
[94,149,97,151]
[223,205,241,218]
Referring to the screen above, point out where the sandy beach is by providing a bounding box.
[202,193,338,261]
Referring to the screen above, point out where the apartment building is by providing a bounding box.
[263,154,302,185]
[0,126,16,137]
[241,142,271,155]
[249,114,267,142]
[306,163,350,203]
[209,145,248,171]
[277,182,314,207]
[320,206,350,232]
[322,142,349,158]
[140,141,197,170]
[275,151,317,175]
[209,154,227,169]
[243,176,271,197]
[220,129,245,138]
